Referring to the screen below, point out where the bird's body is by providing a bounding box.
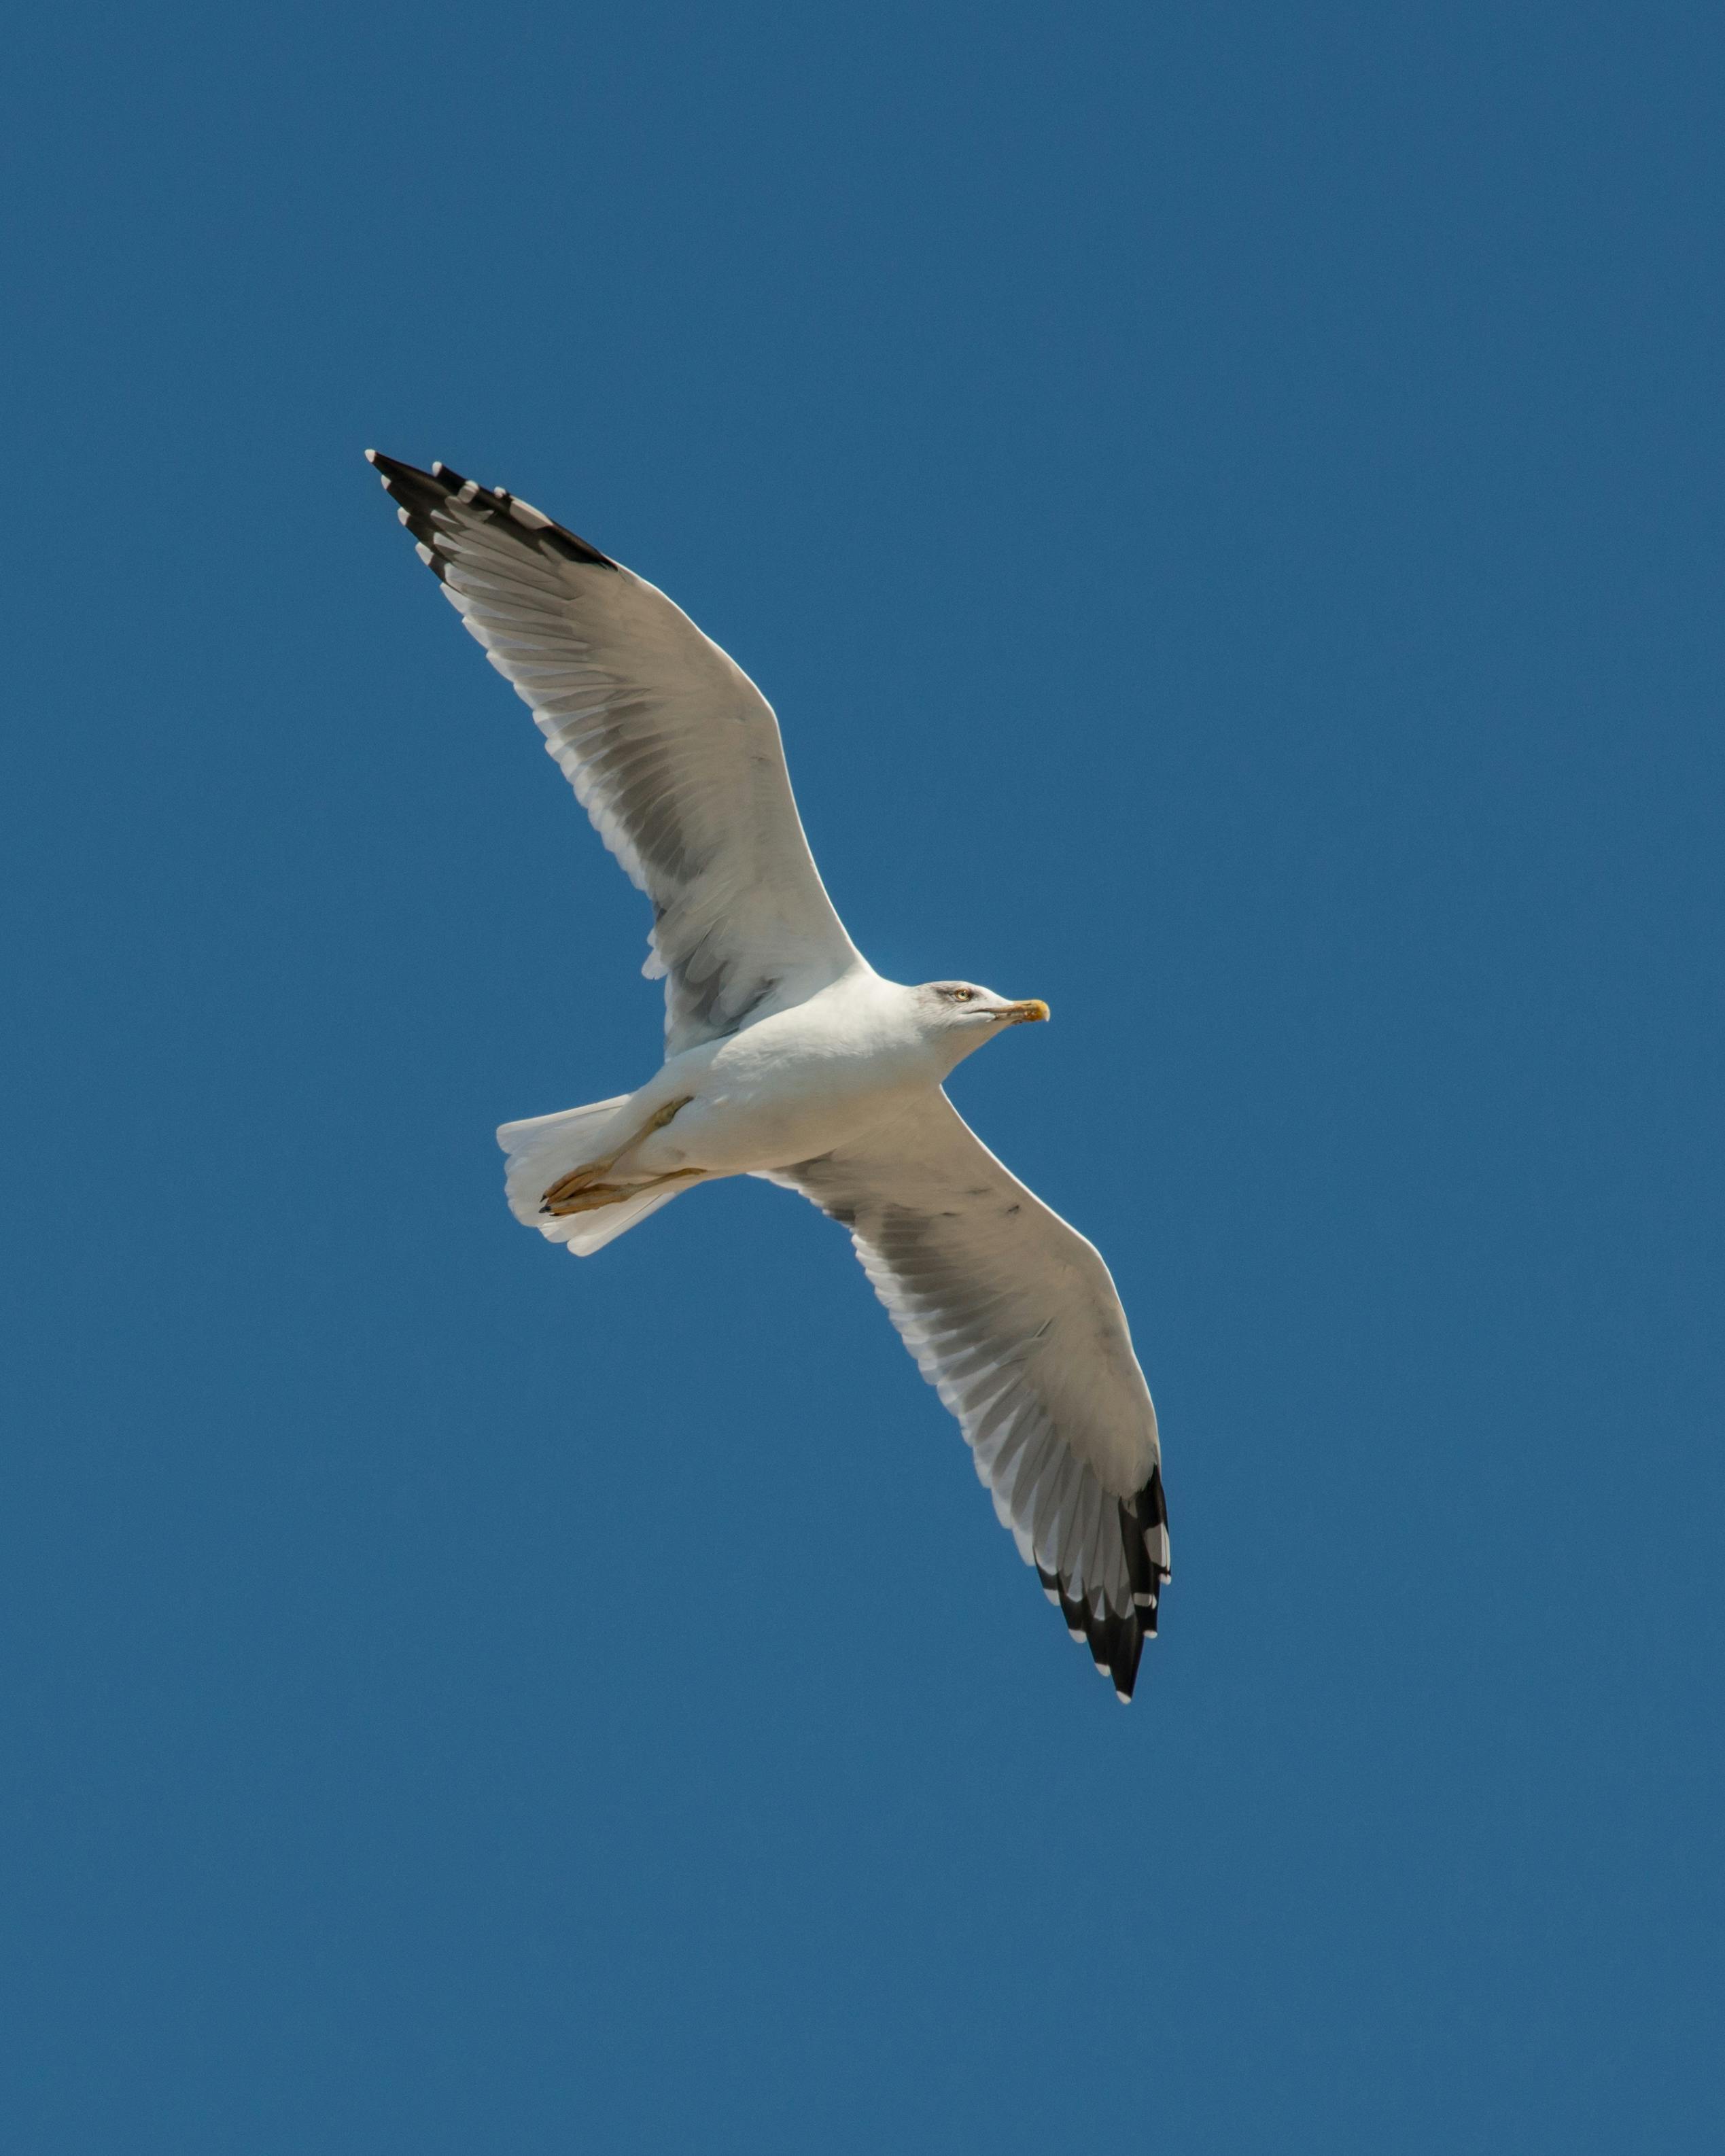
[368,450,1172,1699]
[553,969,1042,1184]
[628,971,945,1176]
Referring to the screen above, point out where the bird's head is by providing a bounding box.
[913,980,1050,1069]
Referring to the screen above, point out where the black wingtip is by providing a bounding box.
[1037,1478,1171,1703]
[366,447,430,487]
[366,450,618,571]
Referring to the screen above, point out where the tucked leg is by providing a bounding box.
[540,1166,708,1219]
[540,1094,693,1211]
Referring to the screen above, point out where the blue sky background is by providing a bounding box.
[3,3,1722,2149]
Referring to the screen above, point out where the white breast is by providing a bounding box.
[638,975,935,1175]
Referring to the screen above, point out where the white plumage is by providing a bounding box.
[368,451,1170,1699]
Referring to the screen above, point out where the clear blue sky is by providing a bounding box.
[3,3,1721,2150]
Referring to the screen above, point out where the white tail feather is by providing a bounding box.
[536,1181,686,1255]
[496,1095,691,1256]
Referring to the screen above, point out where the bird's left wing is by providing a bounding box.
[368,452,864,1053]
[763,1092,1170,1699]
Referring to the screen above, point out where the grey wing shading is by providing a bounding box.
[765,1092,1170,1701]
[368,452,864,1052]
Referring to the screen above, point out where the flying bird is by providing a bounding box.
[367,451,1170,1699]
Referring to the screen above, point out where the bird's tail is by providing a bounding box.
[496,1096,689,1256]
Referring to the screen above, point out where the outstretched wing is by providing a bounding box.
[765,1092,1170,1700]
[368,452,864,1053]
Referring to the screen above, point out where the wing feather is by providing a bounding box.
[368,452,862,1051]
[766,1091,1170,1700]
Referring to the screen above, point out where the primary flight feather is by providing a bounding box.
[368,451,1170,1699]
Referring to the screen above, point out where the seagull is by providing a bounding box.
[367,451,1171,1700]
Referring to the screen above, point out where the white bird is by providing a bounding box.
[368,451,1170,1699]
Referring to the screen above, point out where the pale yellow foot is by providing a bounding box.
[540,1165,707,1220]
[539,1095,693,1211]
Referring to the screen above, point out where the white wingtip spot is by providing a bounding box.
[508,496,553,529]
[432,460,449,476]
[364,448,378,464]
[1114,1689,1132,1705]
[415,542,434,565]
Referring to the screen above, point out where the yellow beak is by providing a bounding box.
[997,998,1050,1024]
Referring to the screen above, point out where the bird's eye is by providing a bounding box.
[947,987,974,1003]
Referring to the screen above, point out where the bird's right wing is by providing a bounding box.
[368,453,864,1053]
[765,1091,1169,1699]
